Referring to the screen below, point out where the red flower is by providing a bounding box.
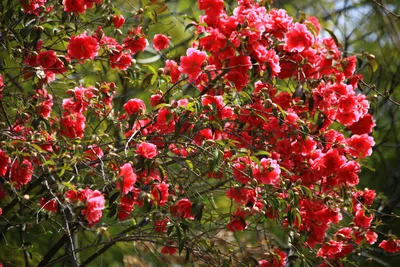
[118,194,136,221]
[379,239,400,253]
[153,34,170,51]
[0,150,9,176]
[317,241,353,260]
[84,145,104,162]
[165,60,180,83]
[348,114,375,135]
[123,98,146,115]
[37,51,57,68]
[60,112,86,139]
[155,218,169,233]
[179,48,207,82]
[123,37,148,55]
[346,134,374,158]
[11,159,33,189]
[365,229,378,244]
[265,9,293,39]
[352,188,376,211]
[172,198,194,219]
[150,94,163,107]
[117,163,137,195]
[136,142,158,159]
[67,33,99,61]
[227,217,247,232]
[353,209,373,229]
[62,85,94,114]
[258,248,287,267]
[21,0,46,15]
[110,53,132,70]
[63,0,86,13]
[112,14,125,29]
[161,244,177,255]
[40,198,58,213]
[81,189,105,226]
[252,158,281,185]
[285,23,314,52]
[151,182,169,206]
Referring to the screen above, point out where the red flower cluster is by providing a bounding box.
[67,33,99,61]
[153,34,170,51]
[123,98,146,115]
[66,188,105,226]
[63,0,101,14]
[112,14,125,29]
[136,142,158,159]
[117,163,137,195]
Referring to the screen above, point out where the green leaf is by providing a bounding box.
[153,103,170,110]
[30,143,45,153]
[43,160,55,166]
[178,237,185,254]
[253,150,270,157]
[292,83,304,99]
[367,58,378,73]
[324,28,340,48]
[185,160,194,170]
[107,204,117,219]
[141,74,153,90]
[185,23,196,32]
[109,192,120,206]
[167,225,174,236]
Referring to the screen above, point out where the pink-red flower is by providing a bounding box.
[348,114,375,135]
[346,134,375,158]
[165,60,180,83]
[155,218,169,233]
[118,194,136,220]
[67,33,99,61]
[253,158,281,185]
[153,34,170,51]
[0,150,9,176]
[117,163,137,195]
[285,23,314,52]
[227,217,247,232]
[40,198,58,213]
[81,189,105,226]
[151,182,169,206]
[123,98,146,115]
[172,198,194,219]
[60,112,86,139]
[10,159,33,189]
[112,14,125,29]
[379,239,400,253]
[317,240,353,260]
[136,142,158,159]
[123,37,148,55]
[161,244,177,255]
[179,48,207,82]
[150,94,163,107]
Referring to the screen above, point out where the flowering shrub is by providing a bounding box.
[0,0,396,266]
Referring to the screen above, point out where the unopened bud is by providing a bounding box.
[137,8,144,15]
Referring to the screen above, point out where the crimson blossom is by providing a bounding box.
[0,0,396,266]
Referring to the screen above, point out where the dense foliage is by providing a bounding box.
[0,0,398,266]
